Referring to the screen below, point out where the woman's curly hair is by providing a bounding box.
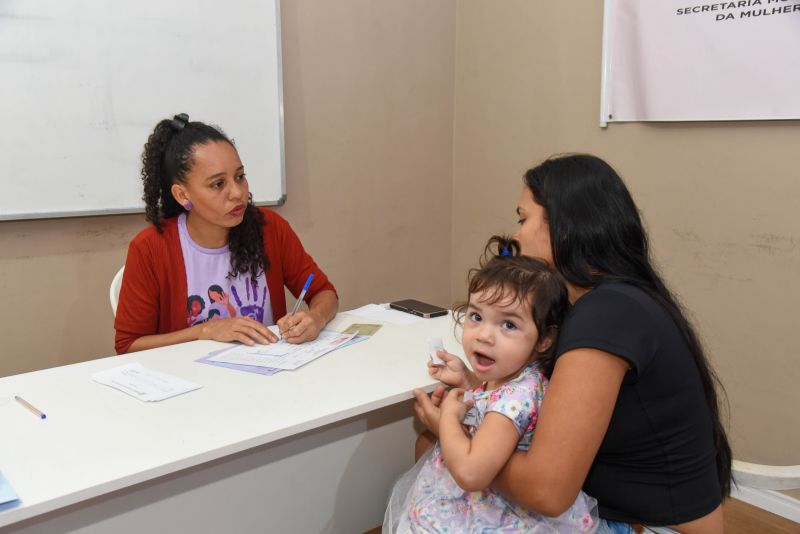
[140,114,269,279]
[453,235,569,374]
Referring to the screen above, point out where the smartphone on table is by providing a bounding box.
[389,299,448,318]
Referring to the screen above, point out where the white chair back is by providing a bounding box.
[109,266,125,316]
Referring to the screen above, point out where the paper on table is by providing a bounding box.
[343,303,422,326]
[0,471,20,510]
[342,323,382,336]
[208,330,356,370]
[196,347,282,376]
[91,363,202,402]
[197,334,369,375]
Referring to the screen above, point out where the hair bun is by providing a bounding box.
[169,113,189,131]
[480,235,521,263]
[495,236,520,258]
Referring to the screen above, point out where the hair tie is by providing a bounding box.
[169,113,189,132]
[500,246,511,257]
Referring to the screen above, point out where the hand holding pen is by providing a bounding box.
[276,274,322,344]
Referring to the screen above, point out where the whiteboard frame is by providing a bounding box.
[0,196,287,222]
[599,0,614,128]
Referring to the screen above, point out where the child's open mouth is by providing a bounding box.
[473,352,496,371]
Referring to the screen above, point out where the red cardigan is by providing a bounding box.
[114,209,336,354]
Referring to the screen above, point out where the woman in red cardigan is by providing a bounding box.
[114,114,338,354]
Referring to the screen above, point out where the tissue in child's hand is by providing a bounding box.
[428,337,444,365]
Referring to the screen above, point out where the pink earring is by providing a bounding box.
[183,201,193,211]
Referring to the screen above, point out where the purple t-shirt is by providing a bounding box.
[178,213,273,327]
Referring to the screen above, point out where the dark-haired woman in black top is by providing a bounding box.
[414,154,730,533]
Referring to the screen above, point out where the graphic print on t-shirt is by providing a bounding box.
[186,279,270,326]
[177,213,273,328]
[207,284,236,320]
[230,278,269,322]
[187,294,207,326]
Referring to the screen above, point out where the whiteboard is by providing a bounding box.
[0,0,285,220]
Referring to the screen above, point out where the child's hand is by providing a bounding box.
[428,351,477,390]
[440,388,473,422]
[413,386,446,436]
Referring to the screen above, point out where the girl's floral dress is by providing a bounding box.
[384,362,598,533]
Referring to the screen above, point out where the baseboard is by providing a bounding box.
[731,484,800,523]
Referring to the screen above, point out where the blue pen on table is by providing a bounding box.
[15,396,46,420]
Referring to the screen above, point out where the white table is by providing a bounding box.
[0,314,463,533]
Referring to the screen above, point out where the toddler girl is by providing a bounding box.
[384,237,598,533]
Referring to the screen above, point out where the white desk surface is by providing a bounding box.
[0,313,462,528]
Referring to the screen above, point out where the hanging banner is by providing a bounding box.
[600,0,800,124]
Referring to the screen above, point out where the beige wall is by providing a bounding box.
[2,0,797,482]
[451,1,800,468]
[0,0,456,377]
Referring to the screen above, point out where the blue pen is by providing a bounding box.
[290,273,314,316]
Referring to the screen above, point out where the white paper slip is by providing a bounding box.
[267,324,282,340]
[428,337,444,365]
[343,303,421,326]
[208,330,357,370]
[92,363,202,402]
[463,407,478,427]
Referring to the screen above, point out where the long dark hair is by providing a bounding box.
[524,153,732,497]
[454,236,569,372]
[141,113,269,279]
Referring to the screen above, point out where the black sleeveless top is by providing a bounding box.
[554,282,721,525]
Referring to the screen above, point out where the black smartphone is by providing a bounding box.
[389,299,448,318]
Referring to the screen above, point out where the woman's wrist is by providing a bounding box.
[307,309,326,331]
[195,322,209,341]
[307,290,338,327]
